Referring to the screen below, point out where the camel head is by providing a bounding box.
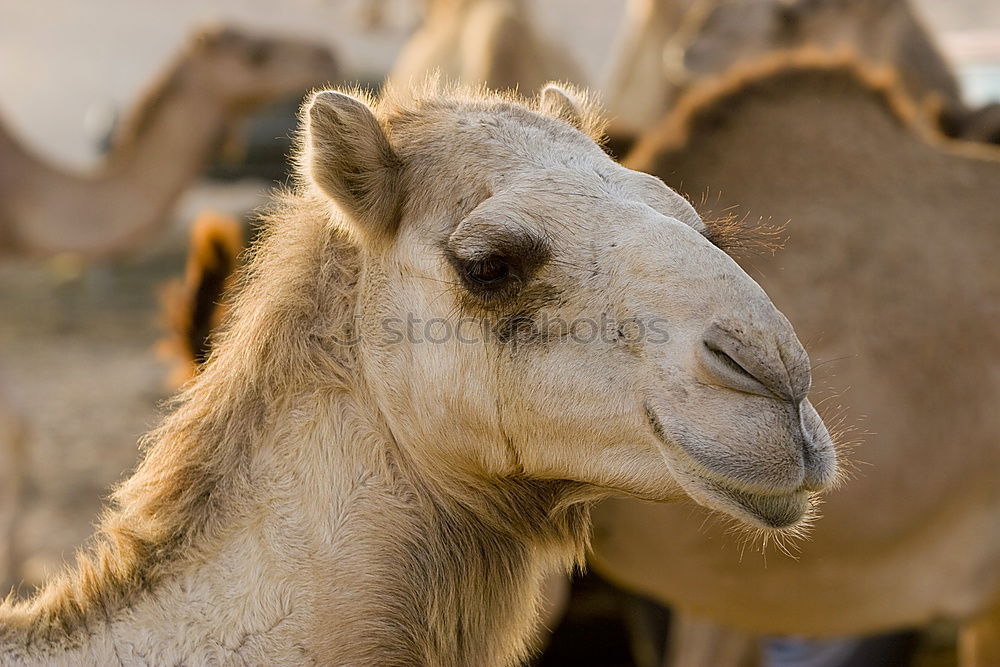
[184,26,339,111]
[302,84,837,530]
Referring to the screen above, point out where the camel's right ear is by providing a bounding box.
[539,84,585,130]
[305,91,403,244]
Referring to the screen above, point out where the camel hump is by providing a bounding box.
[628,49,918,165]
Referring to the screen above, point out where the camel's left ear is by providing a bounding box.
[305,90,403,245]
[539,84,584,130]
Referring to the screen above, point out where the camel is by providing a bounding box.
[158,211,244,387]
[387,0,584,95]
[603,0,969,144]
[590,51,1000,666]
[0,26,337,260]
[0,81,838,665]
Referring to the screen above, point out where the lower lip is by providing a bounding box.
[643,404,812,528]
[714,484,811,529]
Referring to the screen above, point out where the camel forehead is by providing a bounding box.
[390,101,604,175]
[383,98,701,243]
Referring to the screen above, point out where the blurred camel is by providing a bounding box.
[604,0,982,144]
[591,51,1000,666]
[387,0,584,95]
[0,27,337,260]
[157,211,243,387]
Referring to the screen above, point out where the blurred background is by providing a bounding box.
[1,1,998,666]
[2,1,998,168]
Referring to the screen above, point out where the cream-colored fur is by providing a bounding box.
[0,27,337,259]
[0,81,836,665]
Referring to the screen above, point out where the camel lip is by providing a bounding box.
[679,470,813,530]
[707,482,811,529]
[642,402,812,529]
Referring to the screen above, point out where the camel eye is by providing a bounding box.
[445,228,549,302]
[464,257,511,287]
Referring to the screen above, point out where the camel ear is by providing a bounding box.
[305,91,403,244]
[539,84,584,130]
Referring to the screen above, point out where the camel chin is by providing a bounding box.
[688,474,813,531]
[651,446,817,531]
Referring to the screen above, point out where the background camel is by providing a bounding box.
[0,26,337,260]
[0,80,838,664]
[157,211,243,387]
[387,0,584,94]
[604,0,981,145]
[590,51,1000,666]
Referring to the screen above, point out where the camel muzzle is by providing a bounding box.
[692,320,838,496]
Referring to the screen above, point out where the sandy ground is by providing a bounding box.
[0,1,997,662]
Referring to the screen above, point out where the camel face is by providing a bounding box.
[305,86,836,530]
[186,27,338,108]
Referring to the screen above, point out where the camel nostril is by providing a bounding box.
[701,322,804,401]
[700,340,779,399]
[706,343,758,384]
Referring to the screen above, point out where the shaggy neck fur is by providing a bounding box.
[0,196,591,665]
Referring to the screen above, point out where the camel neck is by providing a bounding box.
[0,114,56,250]
[0,391,587,665]
[102,79,227,182]
[0,79,227,258]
